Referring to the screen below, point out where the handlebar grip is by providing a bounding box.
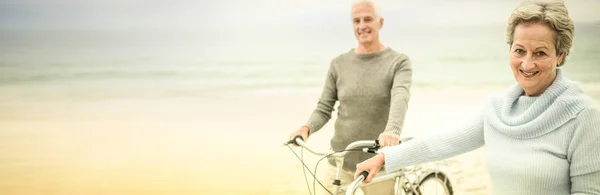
[374,139,403,148]
[288,135,305,145]
[359,171,369,180]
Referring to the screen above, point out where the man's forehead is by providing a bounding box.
[351,9,376,18]
[351,3,375,16]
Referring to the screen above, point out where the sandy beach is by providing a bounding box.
[2,84,598,195]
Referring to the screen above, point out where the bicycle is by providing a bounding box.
[284,135,454,195]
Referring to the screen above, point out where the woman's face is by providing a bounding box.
[509,23,564,96]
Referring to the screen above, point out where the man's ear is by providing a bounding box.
[379,17,384,29]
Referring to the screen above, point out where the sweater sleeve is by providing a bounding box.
[568,108,600,194]
[380,111,485,172]
[304,60,338,135]
[383,55,413,136]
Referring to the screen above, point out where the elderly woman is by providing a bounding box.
[354,0,600,194]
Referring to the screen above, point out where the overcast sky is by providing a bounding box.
[0,0,598,29]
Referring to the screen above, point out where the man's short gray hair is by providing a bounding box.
[506,0,574,67]
[352,0,383,19]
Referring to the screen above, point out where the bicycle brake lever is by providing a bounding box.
[362,148,379,153]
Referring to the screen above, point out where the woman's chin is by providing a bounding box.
[518,82,537,91]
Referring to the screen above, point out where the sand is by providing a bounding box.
[1,84,598,195]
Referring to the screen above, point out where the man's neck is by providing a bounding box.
[356,41,385,54]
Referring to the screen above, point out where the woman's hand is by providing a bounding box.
[354,153,385,184]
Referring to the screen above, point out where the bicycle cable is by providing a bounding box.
[301,148,312,195]
[286,144,366,195]
[286,145,332,195]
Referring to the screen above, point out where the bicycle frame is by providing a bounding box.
[346,168,407,195]
[288,136,453,195]
[347,165,449,195]
[291,137,410,195]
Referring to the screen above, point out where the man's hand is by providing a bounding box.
[289,126,310,146]
[355,153,385,184]
[377,132,400,148]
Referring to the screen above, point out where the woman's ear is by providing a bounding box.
[557,52,564,66]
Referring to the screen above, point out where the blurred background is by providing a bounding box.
[1,0,599,194]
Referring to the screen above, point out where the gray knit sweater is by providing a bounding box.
[305,47,412,171]
[380,69,600,194]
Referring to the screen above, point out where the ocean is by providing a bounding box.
[1,23,599,101]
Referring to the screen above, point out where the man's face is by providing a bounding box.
[351,3,383,45]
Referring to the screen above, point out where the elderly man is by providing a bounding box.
[289,0,413,194]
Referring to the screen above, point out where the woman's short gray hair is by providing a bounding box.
[506,0,574,67]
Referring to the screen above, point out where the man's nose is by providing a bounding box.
[358,21,366,29]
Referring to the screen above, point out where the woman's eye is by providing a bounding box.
[515,49,525,54]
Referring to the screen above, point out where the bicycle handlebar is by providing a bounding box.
[358,171,369,180]
[287,136,379,157]
[286,136,410,157]
[345,171,369,195]
[287,135,304,146]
